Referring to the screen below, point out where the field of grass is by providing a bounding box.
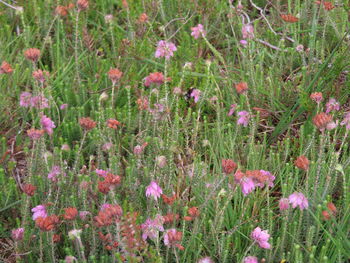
[0,0,350,262]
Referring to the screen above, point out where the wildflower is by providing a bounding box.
[141,214,164,241]
[53,234,61,243]
[68,229,82,240]
[134,142,148,155]
[235,82,248,94]
[138,13,148,23]
[27,128,45,140]
[237,111,250,127]
[222,159,237,174]
[79,117,96,130]
[255,170,275,188]
[340,112,350,130]
[310,92,323,103]
[191,24,206,39]
[234,170,256,196]
[326,120,338,130]
[288,192,309,210]
[161,193,177,205]
[33,70,49,83]
[190,89,201,103]
[60,104,68,110]
[30,95,49,109]
[313,113,333,130]
[173,87,182,95]
[22,184,36,196]
[280,14,299,23]
[0,61,13,74]
[32,205,47,220]
[94,204,122,227]
[107,119,121,129]
[79,211,90,220]
[242,24,254,39]
[327,202,337,214]
[279,198,290,211]
[77,0,89,11]
[315,1,335,11]
[104,14,113,23]
[325,98,340,113]
[227,104,237,116]
[107,68,123,84]
[240,40,248,46]
[20,92,32,107]
[102,142,113,151]
[65,256,77,263]
[251,227,271,249]
[55,5,69,16]
[198,257,214,263]
[144,72,167,87]
[146,181,163,200]
[64,207,78,220]
[41,115,56,135]
[163,213,180,224]
[164,229,184,250]
[296,44,304,52]
[155,40,177,59]
[48,166,63,181]
[294,155,309,171]
[11,228,24,241]
[136,96,149,110]
[156,155,167,168]
[188,206,200,218]
[96,169,109,177]
[24,48,41,62]
[244,256,258,263]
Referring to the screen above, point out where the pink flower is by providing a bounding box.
[146,181,163,200]
[190,89,201,103]
[134,143,148,155]
[30,95,49,109]
[20,92,32,107]
[296,44,304,52]
[41,115,55,135]
[258,170,275,188]
[234,170,256,196]
[79,211,90,220]
[197,257,214,263]
[102,142,113,151]
[240,40,248,46]
[325,98,340,113]
[60,104,68,110]
[242,24,254,39]
[340,112,350,130]
[48,166,64,181]
[237,111,250,127]
[326,120,338,131]
[31,205,47,220]
[244,256,258,263]
[95,169,109,177]
[279,198,290,211]
[144,72,166,87]
[11,228,25,241]
[251,227,271,249]
[191,24,206,39]
[164,228,183,249]
[288,192,309,210]
[227,104,237,116]
[155,40,177,59]
[101,203,112,211]
[141,214,164,240]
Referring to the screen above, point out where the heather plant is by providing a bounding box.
[0,0,350,262]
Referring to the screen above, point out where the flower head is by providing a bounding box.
[41,115,56,135]
[155,40,177,59]
[108,68,123,84]
[279,198,290,211]
[191,24,206,39]
[197,257,214,263]
[146,181,163,201]
[325,98,340,113]
[11,228,25,241]
[144,72,167,87]
[235,82,248,94]
[340,112,350,130]
[237,111,250,127]
[23,184,36,196]
[222,159,237,174]
[27,128,45,140]
[33,70,49,83]
[24,48,41,62]
[190,89,201,103]
[234,170,256,196]
[48,166,64,181]
[20,92,32,107]
[294,155,309,171]
[310,92,323,104]
[251,227,271,249]
[164,229,184,249]
[242,24,254,39]
[77,0,89,11]
[288,192,309,210]
[228,104,237,116]
[32,205,47,220]
[30,95,49,109]
[0,61,13,74]
[79,117,96,130]
[141,214,164,241]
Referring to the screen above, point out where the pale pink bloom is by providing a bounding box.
[102,142,113,151]
[234,170,256,196]
[163,228,183,249]
[257,170,275,188]
[95,169,108,177]
[242,24,254,39]
[61,144,70,151]
[20,92,32,107]
[31,205,47,220]
[48,166,64,181]
[134,143,147,155]
[190,89,201,103]
[173,87,182,95]
[296,45,304,52]
[326,121,338,131]
[244,256,258,263]
[237,111,250,127]
[279,198,290,211]
[251,227,271,249]
[155,40,177,59]
[197,257,214,263]
[325,98,340,113]
[40,115,55,135]
[11,228,24,241]
[65,256,77,263]
[79,211,90,220]
[191,24,206,39]
[60,104,68,110]
[141,214,164,240]
[30,95,49,109]
[240,40,248,46]
[146,181,163,200]
[228,104,237,116]
[340,112,350,130]
[288,192,309,210]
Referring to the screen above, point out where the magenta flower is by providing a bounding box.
[48,166,64,181]
[191,24,206,39]
[325,98,340,113]
[146,181,163,200]
[60,104,68,110]
[141,214,164,241]
[197,257,214,263]
[340,112,350,130]
[40,115,56,135]
[190,89,201,103]
[279,198,290,211]
[101,203,112,211]
[155,40,177,59]
[79,211,90,220]
[251,227,271,249]
[288,192,309,210]
[31,205,47,220]
[234,170,256,196]
[20,92,32,107]
[227,104,237,116]
[11,228,25,241]
[244,256,258,263]
[95,169,109,177]
[30,95,49,109]
[237,111,250,127]
[242,24,254,39]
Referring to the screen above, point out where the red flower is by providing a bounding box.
[280,14,299,23]
[161,194,177,205]
[222,159,237,174]
[35,215,59,231]
[64,207,78,220]
[294,155,310,171]
[235,82,248,94]
[0,61,13,74]
[22,184,36,196]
